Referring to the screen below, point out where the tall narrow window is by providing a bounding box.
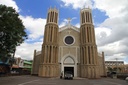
[88,46,91,64]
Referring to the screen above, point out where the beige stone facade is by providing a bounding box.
[32,7,106,78]
[98,52,107,77]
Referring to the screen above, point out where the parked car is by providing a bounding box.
[64,71,73,80]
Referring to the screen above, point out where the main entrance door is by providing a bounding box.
[64,67,74,76]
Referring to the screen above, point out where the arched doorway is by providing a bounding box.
[61,55,77,77]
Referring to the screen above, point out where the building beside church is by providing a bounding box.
[32,7,106,78]
[105,61,128,73]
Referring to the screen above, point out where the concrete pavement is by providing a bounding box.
[0,75,127,85]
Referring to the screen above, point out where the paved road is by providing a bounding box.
[0,75,127,85]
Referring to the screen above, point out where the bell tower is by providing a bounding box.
[80,8,100,78]
[39,7,59,77]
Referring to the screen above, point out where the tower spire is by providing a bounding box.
[47,7,58,24]
[80,7,93,25]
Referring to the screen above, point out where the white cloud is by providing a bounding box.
[59,19,67,27]
[60,0,93,9]
[75,23,80,28]
[15,42,42,60]
[15,16,46,60]
[0,0,19,12]
[93,0,128,18]
[20,16,46,40]
[95,27,111,46]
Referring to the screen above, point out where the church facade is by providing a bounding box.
[32,7,106,78]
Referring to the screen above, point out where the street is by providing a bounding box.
[0,75,127,85]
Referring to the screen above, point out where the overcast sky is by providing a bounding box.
[0,0,128,64]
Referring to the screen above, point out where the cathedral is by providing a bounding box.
[32,7,106,78]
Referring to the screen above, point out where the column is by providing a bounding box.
[48,27,50,42]
[84,47,86,64]
[88,12,91,22]
[49,46,51,63]
[83,27,86,44]
[92,26,96,43]
[80,13,82,25]
[47,46,49,63]
[95,47,98,65]
[90,46,92,64]
[87,27,89,43]
[88,27,91,43]
[86,46,89,64]
[92,46,94,64]
[42,47,44,63]
[54,12,56,23]
[47,13,49,23]
[93,46,96,65]
[46,27,48,42]
[89,27,92,43]
[83,12,87,23]
[91,27,94,43]
[82,47,83,64]
[80,28,83,44]
[48,12,51,22]
[80,47,82,64]
[51,11,53,22]
[95,47,97,65]
[54,27,56,42]
[55,47,57,63]
[85,26,88,43]
[56,47,58,64]
[51,46,53,63]
[53,46,55,63]
[44,46,46,63]
[44,28,46,42]
[47,27,49,42]
[51,26,53,42]
[88,12,89,22]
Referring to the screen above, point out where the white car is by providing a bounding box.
[64,71,73,80]
[126,77,128,82]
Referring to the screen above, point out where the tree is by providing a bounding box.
[0,5,27,62]
[107,67,113,72]
[113,67,121,73]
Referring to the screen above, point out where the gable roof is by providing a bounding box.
[59,24,80,32]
